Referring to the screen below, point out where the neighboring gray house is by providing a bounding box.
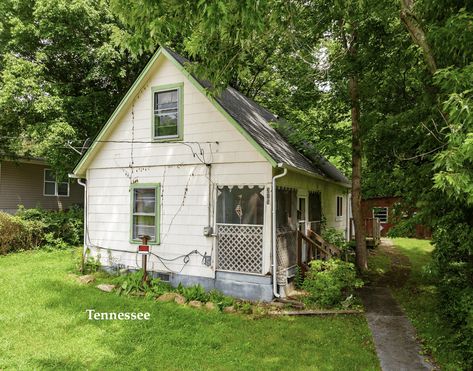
[0,158,83,214]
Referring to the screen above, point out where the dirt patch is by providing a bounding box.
[367,239,411,288]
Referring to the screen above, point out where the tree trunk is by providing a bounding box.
[349,74,368,271]
[400,0,437,74]
[340,23,368,272]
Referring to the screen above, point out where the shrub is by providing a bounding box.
[321,227,349,250]
[0,212,44,254]
[302,259,363,307]
[177,284,210,303]
[431,210,473,367]
[387,218,417,238]
[208,289,234,310]
[17,205,83,246]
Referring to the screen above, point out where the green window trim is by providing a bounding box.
[130,183,161,245]
[151,82,184,142]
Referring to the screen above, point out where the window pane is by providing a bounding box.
[45,169,55,182]
[45,182,56,195]
[156,90,178,109]
[133,215,156,240]
[216,186,264,225]
[134,188,156,214]
[154,89,179,138]
[154,112,178,137]
[57,182,69,196]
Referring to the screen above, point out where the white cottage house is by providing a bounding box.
[71,47,351,301]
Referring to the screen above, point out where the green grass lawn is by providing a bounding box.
[0,249,380,370]
[369,238,464,370]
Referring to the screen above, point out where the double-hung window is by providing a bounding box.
[44,169,69,197]
[152,83,183,140]
[131,184,160,244]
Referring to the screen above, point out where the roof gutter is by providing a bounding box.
[278,163,351,189]
[272,163,287,298]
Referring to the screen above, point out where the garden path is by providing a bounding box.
[359,239,434,371]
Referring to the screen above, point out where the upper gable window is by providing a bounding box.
[152,83,183,141]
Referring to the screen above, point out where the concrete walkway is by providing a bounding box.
[359,286,434,371]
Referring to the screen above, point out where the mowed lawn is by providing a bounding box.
[0,249,380,370]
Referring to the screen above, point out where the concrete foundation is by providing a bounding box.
[106,265,274,302]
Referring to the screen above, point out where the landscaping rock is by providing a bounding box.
[205,302,216,310]
[157,293,177,302]
[188,300,202,308]
[223,306,236,313]
[96,284,115,293]
[174,294,186,305]
[77,275,95,284]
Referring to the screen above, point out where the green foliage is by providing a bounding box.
[177,284,210,303]
[302,259,363,308]
[75,248,101,274]
[0,211,44,254]
[294,266,304,290]
[208,289,234,310]
[17,205,83,246]
[387,219,417,238]
[321,227,349,251]
[115,271,147,296]
[0,0,148,175]
[430,211,473,367]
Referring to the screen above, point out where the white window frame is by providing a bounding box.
[373,206,389,223]
[43,169,70,197]
[336,195,343,220]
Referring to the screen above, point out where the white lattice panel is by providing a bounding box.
[217,224,263,274]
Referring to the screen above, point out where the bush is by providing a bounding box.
[0,212,44,254]
[387,218,417,238]
[321,227,349,250]
[177,283,210,302]
[431,210,473,368]
[17,205,83,246]
[302,259,363,307]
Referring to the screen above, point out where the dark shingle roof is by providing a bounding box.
[165,47,350,186]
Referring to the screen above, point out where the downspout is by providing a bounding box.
[272,164,287,298]
[69,174,88,266]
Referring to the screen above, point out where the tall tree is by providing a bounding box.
[0,0,147,176]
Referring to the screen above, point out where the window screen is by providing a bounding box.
[132,187,158,241]
[154,89,179,138]
[276,189,296,229]
[216,186,264,225]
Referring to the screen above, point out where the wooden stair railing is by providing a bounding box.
[297,229,343,274]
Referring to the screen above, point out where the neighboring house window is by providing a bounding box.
[152,83,183,140]
[373,207,388,223]
[131,184,160,244]
[44,169,69,197]
[336,196,343,218]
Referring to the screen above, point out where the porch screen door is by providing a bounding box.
[216,186,264,274]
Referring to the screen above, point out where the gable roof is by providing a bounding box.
[73,47,349,187]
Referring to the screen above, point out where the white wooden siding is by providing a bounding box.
[86,55,273,278]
